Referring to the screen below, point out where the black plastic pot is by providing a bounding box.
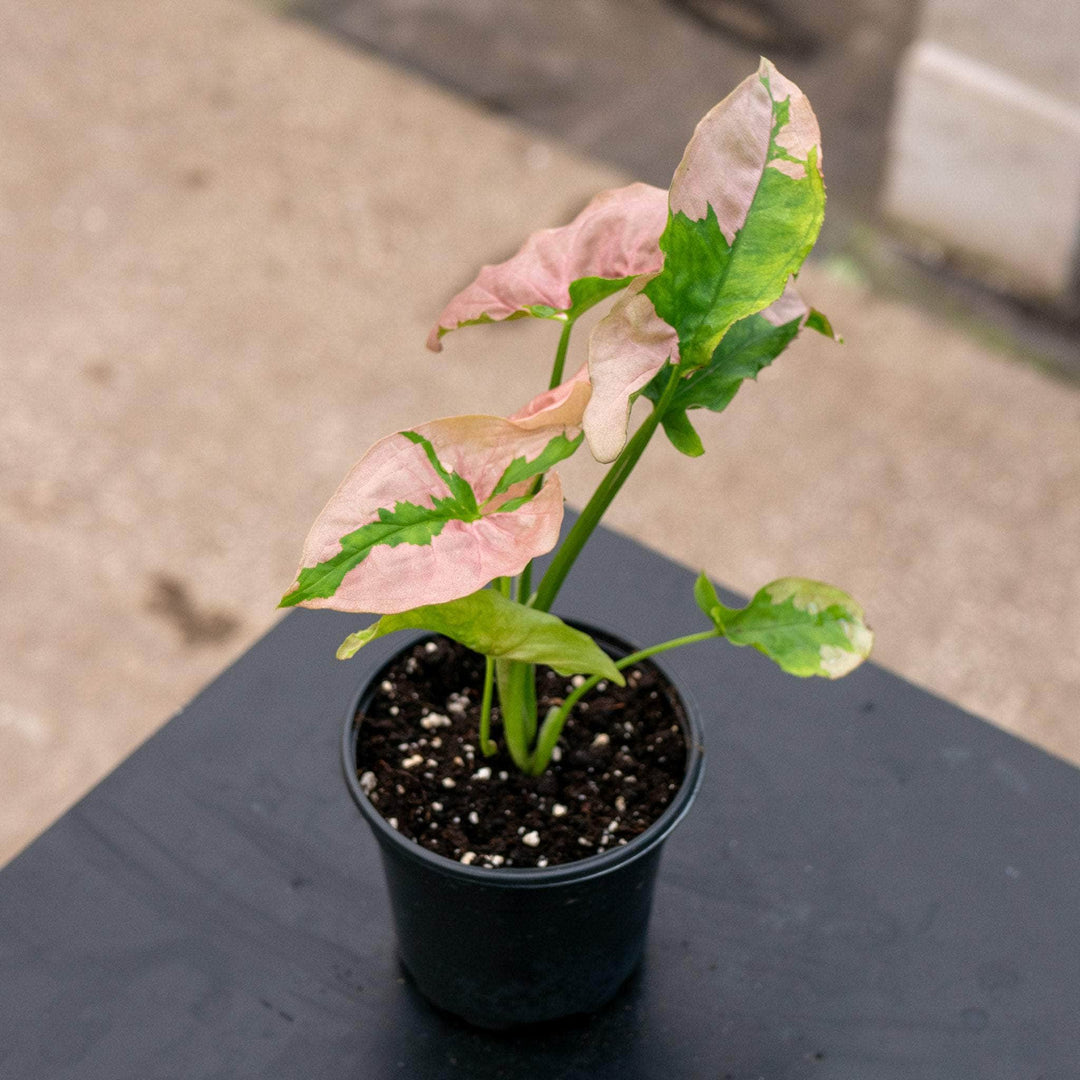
[341,627,706,1029]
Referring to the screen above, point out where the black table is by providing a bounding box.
[2,524,1078,1079]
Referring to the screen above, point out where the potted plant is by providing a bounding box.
[280,58,872,1029]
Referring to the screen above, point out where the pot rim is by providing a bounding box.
[341,622,706,889]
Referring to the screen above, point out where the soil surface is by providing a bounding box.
[353,636,689,868]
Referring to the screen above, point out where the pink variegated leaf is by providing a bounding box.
[583,59,828,463]
[427,182,669,350]
[580,251,811,467]
[587,277,835,462]
[668,58,822,241]
[583,277,680,463]
[509,362,591,430]
[280,414,583,615]
[668,67,773,242]
[645,58,825,369]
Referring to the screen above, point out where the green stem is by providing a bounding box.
[549,317,574,389]
[517,560,532,605]
[478,656,497,756]
[515,318,577,606]
[533,365,682,614]
[526,628,720,775]
[493,652,537,771]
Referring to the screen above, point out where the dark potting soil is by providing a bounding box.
[353,636,689,869]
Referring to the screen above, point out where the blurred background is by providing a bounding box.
[2,0,1078,865]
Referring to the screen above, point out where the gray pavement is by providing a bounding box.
[2,0,1079,866]
[295,0,918,221]
[296,0,1080,378]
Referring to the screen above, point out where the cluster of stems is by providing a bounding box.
[479,318,712,775]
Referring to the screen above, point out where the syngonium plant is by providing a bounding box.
[281,59,873,775]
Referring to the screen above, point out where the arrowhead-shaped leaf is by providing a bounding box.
[583,61,826,462]
[583,275,681,461]
[336,589,624,684]
[645,59,825,369]
[641,280,811,438]
[280,411,582,614]
[427,182,669,349]
[703,577,873,679]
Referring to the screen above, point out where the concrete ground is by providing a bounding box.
[299,0,1080,375]
[295,0,918,222]
[2,0,1079,866]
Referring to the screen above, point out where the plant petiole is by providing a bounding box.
[549,317,575,390]
[532,365,683,614]
[525,627,720,774]
[478,655,498,756]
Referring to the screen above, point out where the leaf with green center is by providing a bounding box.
[489,431,583,499]
[399,430,478,514]
[336,590,624,685]
[583,60,826,461]
[641,281,809,438]
[701,577,873,679]
[283,498,472,608]
[280,411,578,614]
[645,59,825,369]
[427,182,668,349]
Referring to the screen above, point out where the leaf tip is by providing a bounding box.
[337,627,375,660]
[804,308,840,341]
[693,572,723,628]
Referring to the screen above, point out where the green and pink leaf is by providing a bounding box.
[588,278,823,462]
[280,410,583,615]
[583,59,826,461]
[641,278,828,458]
[427,182,669,349]
[646,57,825,368]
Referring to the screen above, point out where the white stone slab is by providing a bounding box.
[885,40,1080,297]
[922,0,1079,106]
